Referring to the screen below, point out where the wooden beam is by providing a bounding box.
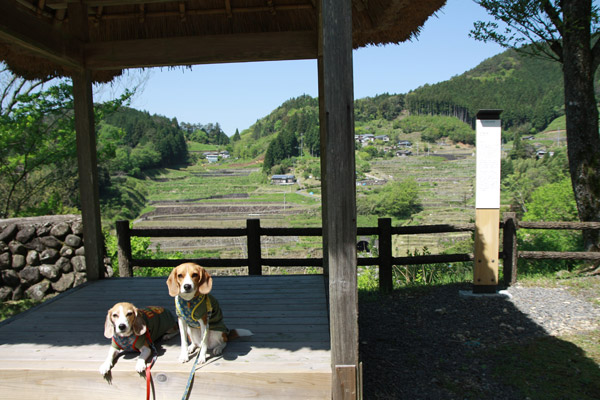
[70,3,103,281]
[46,0,182,8]
[317,0,358,396]
[93,4,312,20]
[0,2,82,69]
[85,31,317,69]
[224,0,233,18]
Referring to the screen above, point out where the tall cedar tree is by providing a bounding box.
[472,0,600,251]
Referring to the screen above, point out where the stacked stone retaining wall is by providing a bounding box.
[0,215,109,302]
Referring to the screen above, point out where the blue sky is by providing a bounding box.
[100,0,505,136]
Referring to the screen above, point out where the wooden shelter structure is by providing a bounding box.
[0,0,445,398]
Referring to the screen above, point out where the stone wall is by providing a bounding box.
[0,215,108,302]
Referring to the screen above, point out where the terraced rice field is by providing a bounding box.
[133,163,322,256]
[370,149,476,255]
[132,148,477,258]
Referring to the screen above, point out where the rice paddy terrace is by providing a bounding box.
[132,148,476,259]
[369,147,476,255]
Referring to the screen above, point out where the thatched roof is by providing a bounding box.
[0,0,446,82]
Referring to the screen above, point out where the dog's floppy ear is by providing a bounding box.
[166,267,180,297]
[104,309,115,339]
[132,307,147,336]
[198,267,213,294]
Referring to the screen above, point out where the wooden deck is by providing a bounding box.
[0,275,331,399]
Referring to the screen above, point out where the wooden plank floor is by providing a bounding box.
[0,275,331,399]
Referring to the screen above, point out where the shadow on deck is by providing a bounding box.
[0,275,331,399]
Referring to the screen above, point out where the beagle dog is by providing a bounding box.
[167,263,252,364]
[100,302,178,375]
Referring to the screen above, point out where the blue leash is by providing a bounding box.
[181,351,201,400]
[178,296,213,399]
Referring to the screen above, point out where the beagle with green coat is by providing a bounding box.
[100,302,178,375]
[167,263,252,364]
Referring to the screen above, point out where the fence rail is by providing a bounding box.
[116,213,600,293]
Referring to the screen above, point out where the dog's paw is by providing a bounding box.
[178,351,190,363]
[99,361,112,375]
[135,359,147,374]
[198,353,207,364]
[212,342,226,356]
[187,343,197,354]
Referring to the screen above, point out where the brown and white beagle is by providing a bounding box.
[100,302,178,375]
[166,263,252,364]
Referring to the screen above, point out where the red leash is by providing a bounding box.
[146,364,152,400]
[145,332,158,400]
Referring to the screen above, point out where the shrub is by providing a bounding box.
[518,178,583,274]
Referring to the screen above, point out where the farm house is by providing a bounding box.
[0,0,446,398]
[271,174,297,185]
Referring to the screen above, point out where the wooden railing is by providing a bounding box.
[116,214,600,292]
[502,212,600,284]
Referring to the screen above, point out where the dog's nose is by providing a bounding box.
[118,324,127,331]
[183,284,192,292]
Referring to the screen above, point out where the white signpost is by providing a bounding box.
[474,109,502,293]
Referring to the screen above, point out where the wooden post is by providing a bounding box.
[116,220,133,277]
[317,0,358,396]
[247,219,262,275]
[502,212,518,286]
[335,365,357,400]
[378,218,393,293]
[70,3,103,280]
[473,109,502,293]
[474,209,500,291]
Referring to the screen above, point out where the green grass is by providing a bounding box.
[542,115,566,133]
[0,299,42,322]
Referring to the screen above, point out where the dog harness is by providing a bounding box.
[175,293,228,333]
[112,306,176,352]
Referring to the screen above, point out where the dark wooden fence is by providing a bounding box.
[502,212,600,284]
[116,213,600,292]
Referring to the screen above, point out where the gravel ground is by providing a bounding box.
[358,279,600,399]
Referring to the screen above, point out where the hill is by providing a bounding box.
[232,47,570,163]
[405,48,565,131]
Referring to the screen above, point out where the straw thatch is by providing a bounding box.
[1,0,446,82]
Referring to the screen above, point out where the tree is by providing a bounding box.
[0,69,133,218]
[360,179,422,219]
[472,0,600,251]
[0,82,81,217]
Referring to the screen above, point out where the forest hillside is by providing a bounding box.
[232,47,577,164]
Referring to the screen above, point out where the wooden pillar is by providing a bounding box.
[116,220,132,277]
[502,212,518,286]
[378,218,393,293]
[317,0,358,397]
[247,219,262,275]
[473,110,502,293]
[70,3,103,280]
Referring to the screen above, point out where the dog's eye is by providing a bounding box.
[112,313,118,319]
[126,311,133,317]
[177,274,184,279]
[192,273,199,278]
